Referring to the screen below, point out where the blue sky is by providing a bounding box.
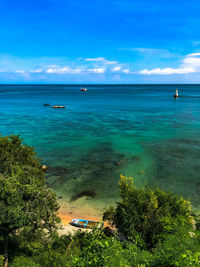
[1,0,200,83]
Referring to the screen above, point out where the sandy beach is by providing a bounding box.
[58,210,107,235]
[57,195,110,235]
[58,194,107,223]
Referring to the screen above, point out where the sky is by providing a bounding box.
[1,0,200,84]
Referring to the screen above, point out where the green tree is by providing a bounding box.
[103,174,193,249]
[152,230,200,266]
[0,135,60,267]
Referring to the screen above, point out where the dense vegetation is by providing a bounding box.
[1,135,200,266]
[0,135,60,267]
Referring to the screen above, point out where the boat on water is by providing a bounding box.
[71,219,104,228]
[51,105,66,108]
[80,88,88,91]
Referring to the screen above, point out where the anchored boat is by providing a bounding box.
[51,105,66,108]
[80,88,88,91]
[71,219,104,228]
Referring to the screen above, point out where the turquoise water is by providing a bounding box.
[1,84,200,215]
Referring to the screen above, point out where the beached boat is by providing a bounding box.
[80,88,88,91]
[51,105,66,108]
[71,219,104,228]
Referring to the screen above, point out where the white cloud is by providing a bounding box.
[182,54,200,68]
[139,52,200,75]
[87,68,105,73]
[186,53,200,57]
[85,57,118,65]
[30,68,44,73]
[122,68,130,74]
[111,66,122,72]
[16,70,26,74]
[139,67,196,75]
[45,66,106,74]
[0,54,121,76]
[46,67,83,74]
[85,57,105,61]
[46,64,59,68]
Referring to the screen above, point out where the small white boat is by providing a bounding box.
[80,88,88,91]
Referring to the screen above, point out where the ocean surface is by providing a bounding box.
[1,84,200,217]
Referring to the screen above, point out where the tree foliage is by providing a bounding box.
[0,135,60,266]
[103,174,193,249]
[1,135,200,266]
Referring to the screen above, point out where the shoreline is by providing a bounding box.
[58,212,102,225]
[58,199,107,234]
[57,196,108,226]
[58,209,106,235]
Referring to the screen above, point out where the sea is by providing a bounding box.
[1,84,200,218]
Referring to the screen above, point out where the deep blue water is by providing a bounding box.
[1,84,200,216]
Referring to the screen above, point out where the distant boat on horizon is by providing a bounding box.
[80,88,88,91]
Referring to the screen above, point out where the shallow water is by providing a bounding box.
[1,84,200,216]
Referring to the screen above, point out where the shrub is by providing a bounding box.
[103,175,193,249]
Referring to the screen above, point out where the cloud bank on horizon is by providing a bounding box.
[1,0,200,83]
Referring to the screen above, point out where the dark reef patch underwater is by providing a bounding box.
[46,143,127,202]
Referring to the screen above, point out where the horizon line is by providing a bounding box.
[1,83,200,86]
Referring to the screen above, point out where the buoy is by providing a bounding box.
[174,88,179,98]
